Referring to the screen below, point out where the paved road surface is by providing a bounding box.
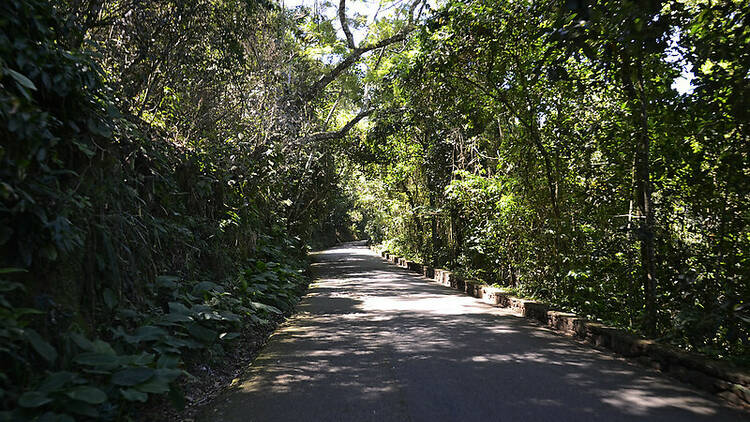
[201,243,747,421]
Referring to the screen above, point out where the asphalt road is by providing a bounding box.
[201,242,747,421]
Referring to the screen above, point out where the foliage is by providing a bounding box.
[355,0,749,361]
[0,0,365,419]
[0,253,306,421]
[3,0,748,417]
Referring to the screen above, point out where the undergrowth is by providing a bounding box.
[0,240,308,422]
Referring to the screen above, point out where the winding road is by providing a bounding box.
[201,242,746,421]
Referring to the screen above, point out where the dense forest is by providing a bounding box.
[1,0,748,420]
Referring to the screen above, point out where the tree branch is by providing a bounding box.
[301,30,412,102]
[339,0,356,49]
[324,86,345,129]
[301,108,374,143]
[300,0,423,103]
[407,0,421,23]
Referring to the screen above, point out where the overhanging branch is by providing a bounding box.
[301,0,424,103]
[301,30,412,102]
[301,108,374,143]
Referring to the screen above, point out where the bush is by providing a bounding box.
[0,255,308,421]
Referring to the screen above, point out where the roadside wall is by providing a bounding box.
[374,247,750,408]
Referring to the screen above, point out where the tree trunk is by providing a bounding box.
[429,193,439,267]
[621,52,658,335]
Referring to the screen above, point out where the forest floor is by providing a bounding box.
[197,243,746,421]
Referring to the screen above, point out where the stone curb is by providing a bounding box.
[367,244,749,408]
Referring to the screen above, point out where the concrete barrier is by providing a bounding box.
[506,298,549,324]
[433,269,448,286]
[480,286,511,306]
[434,270,462,290]
[464,280,482,297]
[547,311,586,336]
[373,247,750,407]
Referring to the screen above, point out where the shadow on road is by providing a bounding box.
[201,244,746,422]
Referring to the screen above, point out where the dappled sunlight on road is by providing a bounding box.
[360,294,513,316]
[602,387,718,416]
[202,242,745,422]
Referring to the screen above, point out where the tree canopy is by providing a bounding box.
[357,0,749,360]
[0,0,748,419]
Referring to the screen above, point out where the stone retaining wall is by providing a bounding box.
[367,244,750,408]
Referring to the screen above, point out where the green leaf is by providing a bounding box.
[122,325,166,344]
[91,339,116,355]
[192,281,222,295]
[249,314,271,326]
[219,332,241,340]
[159,335,194,350]
[186,323,218,343]
[120,388,148,402]
[11,307,43,317]
[18,391,52,408]
[25,328,57,363]
[155,368,183,383]
[38,372,77,393]
[73,141,95,158]
[118,352,154,367]
[0,281,25,294]
[87,118,112,137]
[65,400,99,417]
[65,386,107,404]
[69,332,95,352]
[251,301,282,315]
[135,377,171,394]
[74,352,119,369]
[38,412,76,422]
[168,302,191,315]
[135,325,167,339]
[0,268,27,275]
[156,275,179,289]
[218,311,241,322]
[102,288,118,309]
[5,68,37,91]
[156,354,180,369]
[111,367,155,386]
[117,308,140,319]
[159,313,193,324]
